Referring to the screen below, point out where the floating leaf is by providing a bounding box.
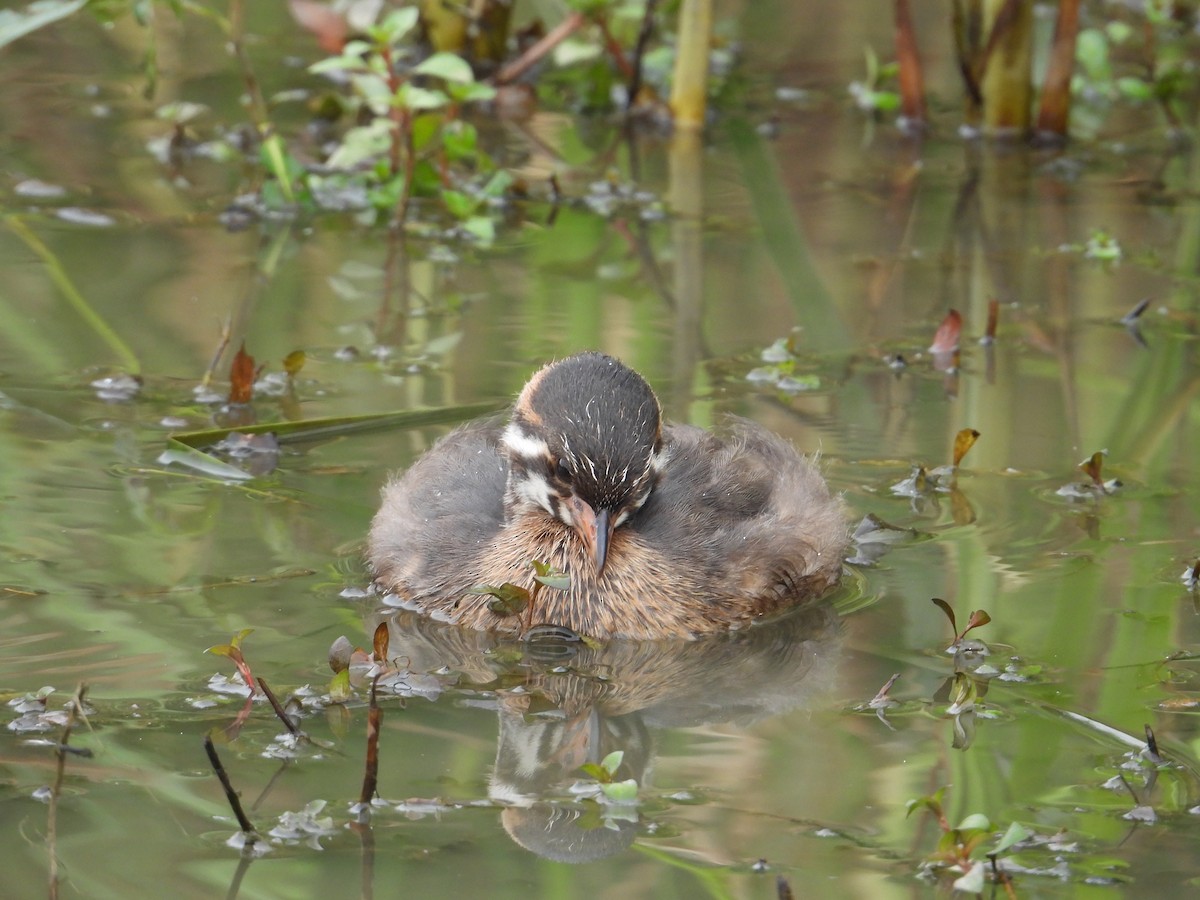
[952,861,985,894]
[1183,561,1200,591]
[929,309,962,353]
[991,820,1030,855]
[952,428,980,468]
[600,779,639,803]
[469,582,530,616]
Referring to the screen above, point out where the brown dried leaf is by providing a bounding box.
[985,298,999,341]
[930,309,962,353]
[1079,451,1105,487]
[952,428,980,467]
[228,343,256,405]
[372,622,389,662]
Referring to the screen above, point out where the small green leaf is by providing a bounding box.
[468,582,529,616]
[414,52,475,84]
[460,215,495,244]
[396,83,449,111]
[600,779,639,803]
[992,821,1030,855]
[579,762,610,782]
[956,812,991,832]
[480,169,514,199]
[447,81,497,103]
[600,750,624,775]
[441,189,476,220]
[377,7,419,45]
[952,861,985,894]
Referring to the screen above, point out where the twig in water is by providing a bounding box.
[203,735,257,838]
[256,677,301,737]
[48,683,89,900]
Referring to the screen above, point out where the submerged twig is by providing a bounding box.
[256,678,301,737]
[494,11,586,85]
[204,735,257,837]
[626,0,660,110]
[48,683,89,900]
[358,676,382,808]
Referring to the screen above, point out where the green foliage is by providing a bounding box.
[303,8,505,234]
[907,787,1030,890]
[848,45,901,114]
[580,750,639,802]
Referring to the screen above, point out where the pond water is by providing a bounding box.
[2,3,1199,898]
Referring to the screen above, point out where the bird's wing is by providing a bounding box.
[633,419,846,595]
[368,418,508,595]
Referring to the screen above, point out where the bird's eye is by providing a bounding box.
[555,458,572,480]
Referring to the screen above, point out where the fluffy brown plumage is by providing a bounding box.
[368,353,846,640]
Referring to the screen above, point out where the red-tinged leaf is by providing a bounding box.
[952,428,980,467]
[1080,451,1105,486]
[931,597,957,636]
[283,349,306,378]
[372,622,389,662]
[228,343,256,405]
[964,609,991,632]
[985,298,999,341]
[288,0,348,53]
[930,309,962,353]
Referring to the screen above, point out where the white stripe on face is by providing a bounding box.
[501,422,550,463]
[513,470,558,518]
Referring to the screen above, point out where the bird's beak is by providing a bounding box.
[567,495,614,577]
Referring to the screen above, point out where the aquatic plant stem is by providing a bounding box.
[229,0,294,202]
[6,218,141,375]
[670,0,712,128]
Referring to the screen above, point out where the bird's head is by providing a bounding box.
[501,353,665,576]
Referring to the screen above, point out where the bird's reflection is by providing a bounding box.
[364,601,843,863]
